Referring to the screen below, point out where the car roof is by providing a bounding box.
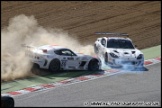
[38,45,68,50]
[102,37,132,41]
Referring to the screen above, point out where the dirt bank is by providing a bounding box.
[1,1,161,49]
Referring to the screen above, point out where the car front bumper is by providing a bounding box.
[109,58,144,68]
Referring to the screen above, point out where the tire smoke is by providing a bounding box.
[1,14,94,81]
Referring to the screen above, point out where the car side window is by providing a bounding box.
[62,50,72,56]
[54,49,77,56]
[101,38,106,46]
[54,50,62,55]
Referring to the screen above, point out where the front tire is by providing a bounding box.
[49,59,60,72]
[88,59,99,71]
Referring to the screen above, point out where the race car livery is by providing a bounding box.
[94,32,144,68]
[23,44,100,72]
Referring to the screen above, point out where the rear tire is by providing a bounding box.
[49,59,60,72]
[88,59,99,71]
[31,63,40,74]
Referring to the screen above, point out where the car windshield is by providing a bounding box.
[107,39,135,49]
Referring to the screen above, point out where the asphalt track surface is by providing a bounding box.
[13,63,161,107]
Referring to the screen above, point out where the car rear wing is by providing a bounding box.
[21,44,35,48]
[21,44,37,55]
[95,32,129,37]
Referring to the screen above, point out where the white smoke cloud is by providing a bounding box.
[1,14,94,81]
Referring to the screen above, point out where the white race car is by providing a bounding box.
[94,32,144,69]
[23,44,100,72]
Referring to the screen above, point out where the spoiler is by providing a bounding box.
[21,44,37,55]
[21,44,35,48]
[95,32,129,37]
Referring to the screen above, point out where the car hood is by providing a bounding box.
[107,48,143,58]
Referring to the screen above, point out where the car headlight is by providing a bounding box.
[110,53,118,58]
[137,54,143,59]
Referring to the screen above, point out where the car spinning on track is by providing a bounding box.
[94,32,144,69]
[23,44,100,72]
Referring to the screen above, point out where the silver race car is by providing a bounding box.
[23,44,100,72]
[94,32,144,69]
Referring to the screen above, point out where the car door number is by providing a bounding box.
[61,60,67,66]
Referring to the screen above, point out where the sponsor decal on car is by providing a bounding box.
[76,57,80,60]
[82,57,88,60]
[68,66,76,69]
[67,57,74,60]
[61,60,67,66]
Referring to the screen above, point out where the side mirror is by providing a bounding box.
[135,45,137,48]
[101,42,105,46]
[101,41,106,46]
